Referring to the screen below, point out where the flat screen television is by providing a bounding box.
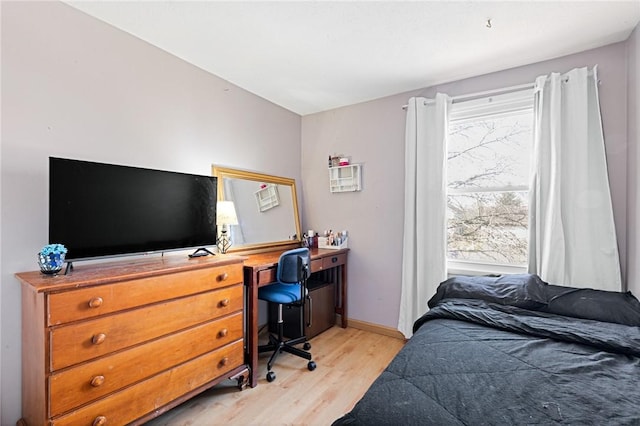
[49,157,217,261]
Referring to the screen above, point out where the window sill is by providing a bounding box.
[447,261,527,277]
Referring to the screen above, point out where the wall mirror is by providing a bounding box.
[212,166,302,252]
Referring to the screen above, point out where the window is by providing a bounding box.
[446,89,534,273]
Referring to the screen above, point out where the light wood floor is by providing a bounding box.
[146,326,405,425]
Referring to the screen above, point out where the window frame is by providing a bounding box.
[446,89,534,275]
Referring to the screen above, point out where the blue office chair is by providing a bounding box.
[258,247,317,382]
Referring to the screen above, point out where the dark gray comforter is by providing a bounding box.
[334,299,640,425]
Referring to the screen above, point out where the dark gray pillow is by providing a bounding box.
[541,285,640,326]
[428,274,547,310]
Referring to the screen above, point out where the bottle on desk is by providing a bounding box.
[307,230,318,248]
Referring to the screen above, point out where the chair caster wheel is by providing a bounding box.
[303,342,311,350]
[308,361,317,371]
[266,371,276,382]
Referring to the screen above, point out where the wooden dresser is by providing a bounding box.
[16,254,248,426]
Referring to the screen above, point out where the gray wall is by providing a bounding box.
[301,41,631,329]
[0,2,301,423]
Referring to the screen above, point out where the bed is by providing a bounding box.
[333,274,640,425]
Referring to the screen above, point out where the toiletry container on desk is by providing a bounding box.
[317,236,349,250]
[16,255,248,426]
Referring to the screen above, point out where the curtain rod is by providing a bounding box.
[403,69,601,110]
[401,82,535,110]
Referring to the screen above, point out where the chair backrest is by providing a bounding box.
[277,247,310,285]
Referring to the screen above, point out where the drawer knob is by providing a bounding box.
[220,356,229,366]
[332,256,338,263]
[218,272,229,282]
[92,333,107,345]
[92,416,107,426]
[218,328,228,338]
[90,375,105,387]
[220,298,230,307]
[88,297,103,308]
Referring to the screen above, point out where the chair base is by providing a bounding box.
[259,333,312,372]
[258,303,315,382]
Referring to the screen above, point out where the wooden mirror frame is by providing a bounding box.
[212,166,302,253]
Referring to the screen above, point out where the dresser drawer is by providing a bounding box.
[258,257,326,283]
[51,340,244,426]
[48,264,242,325]
[50,284,243,370]
[49,312,243,416]
[310,258,323,273]
[322,253,347,269]
[257,267,277,285]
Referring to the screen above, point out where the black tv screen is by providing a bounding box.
[49,157,217,261]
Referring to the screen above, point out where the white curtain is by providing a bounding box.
[529,66,622,291]
[398,94,450,338]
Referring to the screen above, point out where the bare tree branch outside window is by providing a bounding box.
[447,111,533,266]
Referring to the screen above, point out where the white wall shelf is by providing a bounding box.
[255,184,280,211]
[329,164,362,193]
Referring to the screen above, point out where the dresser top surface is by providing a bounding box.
[16,253,246,292]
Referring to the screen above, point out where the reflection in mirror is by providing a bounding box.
[212,166,302,252]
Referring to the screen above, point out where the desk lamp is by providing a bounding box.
[216,201,238,254]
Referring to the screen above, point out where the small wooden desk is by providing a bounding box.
[243,247,349,387]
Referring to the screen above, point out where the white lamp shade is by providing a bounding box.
[216,201,238,226]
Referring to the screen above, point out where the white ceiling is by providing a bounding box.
[65,1,640,116]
